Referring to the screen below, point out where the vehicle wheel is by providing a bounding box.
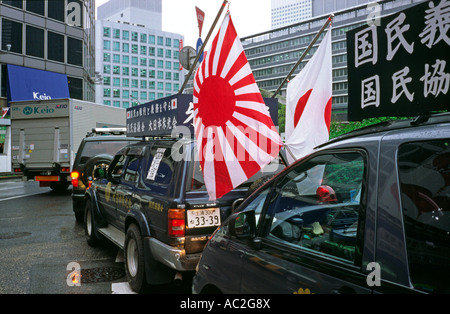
[124,224,149,293]
[81,154,113,186]
[85,200,100,247]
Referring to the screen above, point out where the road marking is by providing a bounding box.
[0,192,46,202]
[112,282,137,294]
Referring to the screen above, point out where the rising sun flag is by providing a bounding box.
[193,12,282,200]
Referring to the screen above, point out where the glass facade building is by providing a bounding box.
[95,0,185,108]
[244,0,426,120]
[96,20,184,108]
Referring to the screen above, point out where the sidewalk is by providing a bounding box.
[0,173,22,181]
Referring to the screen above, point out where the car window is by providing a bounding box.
[123,155,141,183]
[78,140,134,165]
[398,139,450,293]
[261,152,366,264]
[108,154,126,177]
[142,146,175,195]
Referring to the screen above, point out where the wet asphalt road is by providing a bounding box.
[0,179,191,294]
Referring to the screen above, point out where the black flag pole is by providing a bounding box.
[178,0,229,94]
[271,14,334,98]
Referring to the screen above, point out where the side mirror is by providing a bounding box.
[229,210,256,240]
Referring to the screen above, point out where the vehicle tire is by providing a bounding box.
[85,200,101,247]
[124,224,149,293]
[81,154,113,186]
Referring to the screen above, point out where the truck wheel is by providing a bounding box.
[85,200,100,247]
[124,224,149,293]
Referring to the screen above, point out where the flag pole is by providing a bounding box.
[271,14,334,98]
[178,0,229,94]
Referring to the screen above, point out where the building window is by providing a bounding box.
[1,19,22,54]
[123,31,129,40]
[2,1,23,9]
[47,31,64,62]
[26,0,45,16]
[104,40,111,50]
[67,37,83,66]
[103,52,111,62]
[68,76,83,100]
[113,29,120,39]
[48,0,65,22]
[149,35,155,44]
[103,27,111,37]
[26,25,44,58]
[131,32,138,41]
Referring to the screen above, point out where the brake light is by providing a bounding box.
[71,171,79,188]
[168,209,185,237]
[61,167,70,173]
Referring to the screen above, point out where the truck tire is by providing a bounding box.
[85,200,101,247]
[124,224,149,293]
[81,154,113,186]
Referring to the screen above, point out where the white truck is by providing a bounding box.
[10,98,126,191]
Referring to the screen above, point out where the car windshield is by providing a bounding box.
[78,140,135,165]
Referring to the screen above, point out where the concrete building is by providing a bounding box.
[244,0,426,121]
[95,0,185,108]
[0,0,95,173]
[271,0,312,29]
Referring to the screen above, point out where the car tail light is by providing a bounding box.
[168,209,185,237]
[71,171,79,188]
[61,167,70,173]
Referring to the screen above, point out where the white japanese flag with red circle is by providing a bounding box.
[193,12,282,201]
[285,27,333,164]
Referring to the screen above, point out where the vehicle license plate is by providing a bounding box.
[187,208,221,228]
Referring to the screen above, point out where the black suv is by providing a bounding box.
[71,128,140,222]
[193,113,450,294]
[83,136,284,292]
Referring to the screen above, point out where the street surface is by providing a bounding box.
[0,178,191,294]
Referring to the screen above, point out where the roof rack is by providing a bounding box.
[86,127,127,137]
[319,112,450,148]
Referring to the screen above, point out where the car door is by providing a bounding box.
[240,150,374,294]
[96,153,127,223]
[115,150,142,230]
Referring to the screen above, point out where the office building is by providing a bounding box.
[272,0,312,29]
[244,0,426,121]
[96,0,185,108]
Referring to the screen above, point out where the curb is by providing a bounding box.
[0,174,23,181]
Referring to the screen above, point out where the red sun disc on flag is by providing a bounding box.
[193,13,282,200]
